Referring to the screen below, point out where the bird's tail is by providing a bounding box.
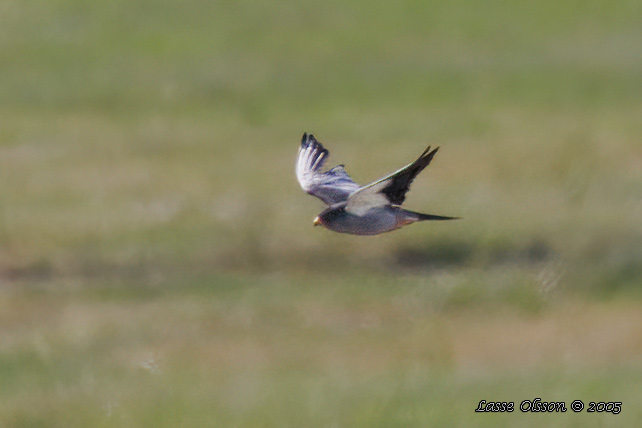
[405,209,459,221]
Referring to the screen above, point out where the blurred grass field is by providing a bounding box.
[1,0,641,426]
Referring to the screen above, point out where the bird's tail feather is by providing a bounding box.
[406,209,459,221]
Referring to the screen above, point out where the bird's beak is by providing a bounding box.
[313,216,321,226]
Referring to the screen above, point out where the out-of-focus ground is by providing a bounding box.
[1,0,641,426]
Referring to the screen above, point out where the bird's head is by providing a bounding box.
[312,205,347,230]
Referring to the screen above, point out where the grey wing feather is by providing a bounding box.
[296,133,361,205]
[346,146,439,215]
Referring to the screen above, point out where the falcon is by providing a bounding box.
[296,133,457,235]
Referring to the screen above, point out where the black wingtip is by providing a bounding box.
[301,132,319,146]
[420,145,439,160]
[415,146,440,171]
[301,132,323,149]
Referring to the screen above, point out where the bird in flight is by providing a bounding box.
[296,133,457,235]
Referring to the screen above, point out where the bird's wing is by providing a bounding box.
[296,133,361,206]
[345,146,439,216]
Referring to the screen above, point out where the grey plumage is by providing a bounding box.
[296,133,457,235]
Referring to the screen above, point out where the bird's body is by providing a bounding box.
[296,133,456,235]
[315,204,401,235]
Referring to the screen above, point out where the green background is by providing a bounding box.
[1,0,641,426]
